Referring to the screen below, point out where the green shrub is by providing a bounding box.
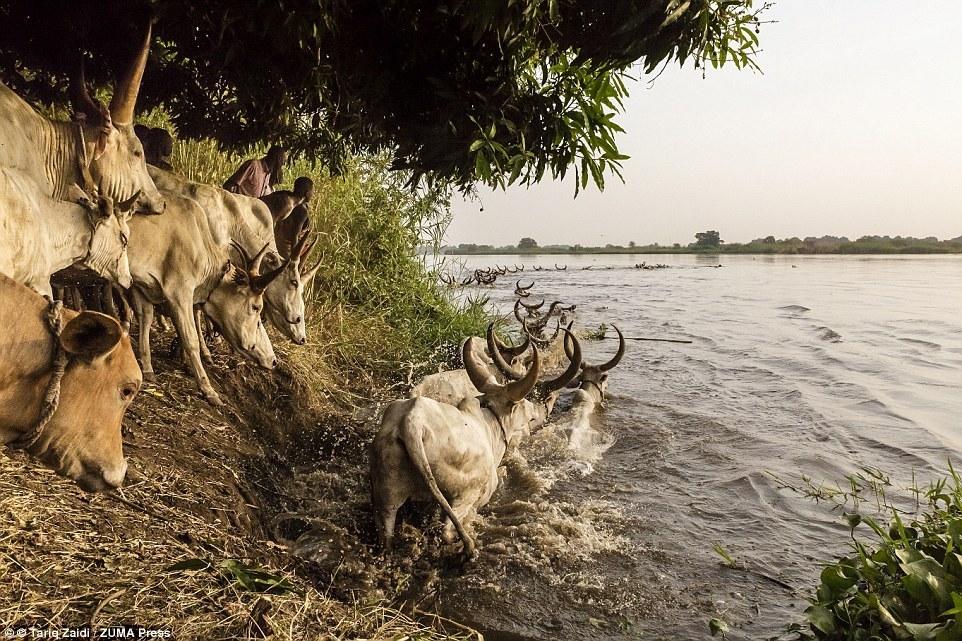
[801,466,962,641]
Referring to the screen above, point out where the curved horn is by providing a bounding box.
[563,322,577,360]
[502,346,541,403]
[534,320,561,346]
[519,298,545,312]
[515,279,534,291]
[230,241,253,272]
[487,324,523,381]
[598,324,626,372]
[117,189,142,213]
[290,232,311,263]
[540,329,583,393]
[250,243,270,276]
[71,61,104,122]
[110,20,153,125]
[496,333,530,358]
[513,299,527,324]
[462,335,500,394]
[545,301,563,317]
[251,258,289,294]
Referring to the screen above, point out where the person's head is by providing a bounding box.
[149,127,174,162]
[265,145,287,185]
[293,176,314,202]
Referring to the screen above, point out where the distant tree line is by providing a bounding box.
[444,232,962,255]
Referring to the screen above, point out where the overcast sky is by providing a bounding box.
[447,1,962,247]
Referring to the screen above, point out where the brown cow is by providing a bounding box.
[0,273,141,491]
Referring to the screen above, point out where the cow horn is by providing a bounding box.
[526,318,560,347]
[598,324,626,371]
[563,322,577,359]
[495,333,530,358]
[230,241,253,272]
[117,189,142,213]
[110,20,153,125]
[515,279,533,291]
[462,335,500,394]
[487,324,523,381]
[298,233,318,262]
[250,243,270,276]
[513,300,527,324]
[502,346,540,403]
[290,232,310,264]
[540,329,582,393]
[519,298,544,312]
[251,258,289,294]
[71,61,104,123]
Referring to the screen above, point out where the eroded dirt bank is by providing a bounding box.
[0,329,472,640]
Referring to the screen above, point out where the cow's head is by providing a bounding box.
[564,324,626,399]
[67,187,138,288]
[71,22,165,216]
[488,325,583,410]
[465,325,580,449]
[204,244,286,369]
[262,234,321,345]
[29,311,141,492]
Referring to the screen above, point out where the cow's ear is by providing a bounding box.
[65,184,96,210]
[60,312,123,360]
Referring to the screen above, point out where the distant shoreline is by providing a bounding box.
[443,247,962,256]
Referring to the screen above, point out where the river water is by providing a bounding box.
[430,253,962,640]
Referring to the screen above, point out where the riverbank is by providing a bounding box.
[0,319,480,639]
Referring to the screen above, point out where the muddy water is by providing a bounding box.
[432,253,962,640]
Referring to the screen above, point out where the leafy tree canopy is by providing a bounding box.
[693,230,722,248]
[0,0,767,192]
[518,237,539,249]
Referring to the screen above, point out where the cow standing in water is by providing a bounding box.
[0,273,141,491]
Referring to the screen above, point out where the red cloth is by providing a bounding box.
[223,158,274,197]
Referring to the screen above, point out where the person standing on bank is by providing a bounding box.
[223,145,287,197]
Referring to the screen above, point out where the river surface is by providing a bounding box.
[427,253,962,640]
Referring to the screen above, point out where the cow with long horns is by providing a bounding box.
[148,167,318,345]
[557,325,626,449]
[126,191,286,404]
[0,22,164,215]
[372,325,582,556]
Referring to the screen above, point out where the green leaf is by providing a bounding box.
[708,618,729,636]
[469,139,485,152]
[166,558,212,573]
[805,605,836,635]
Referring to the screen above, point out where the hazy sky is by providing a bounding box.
[447,1,962,246]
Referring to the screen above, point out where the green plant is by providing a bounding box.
[796,464,962,640]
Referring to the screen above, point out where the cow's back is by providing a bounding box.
[0,83,53,190]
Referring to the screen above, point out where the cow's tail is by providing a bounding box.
[400,412,475,555]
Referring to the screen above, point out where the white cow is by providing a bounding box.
[0,23,163,215]
[126,190,285,404]
[148,167,318,345]
[0,167,134,296]
[370,325,583,556]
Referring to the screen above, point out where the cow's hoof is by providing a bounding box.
[203,389,224,406]
[143,371,157,384]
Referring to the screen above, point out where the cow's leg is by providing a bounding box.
[101,282,119,319]
[442,493,479,558]
[168,296,223,406]
[130,290,157,383]
[195,308,213,364]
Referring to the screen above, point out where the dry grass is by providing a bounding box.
[0,325,475,640]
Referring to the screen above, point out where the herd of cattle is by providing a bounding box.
[0,23,624,557]
[373,293,625,556]
[0,24,320,491]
